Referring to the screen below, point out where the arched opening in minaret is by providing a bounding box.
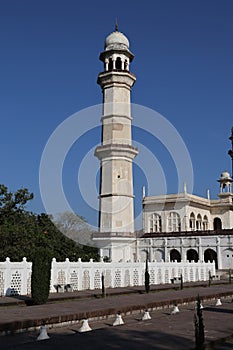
[187,249,199,262]
[214,217,222,230]
[204,248,218,269]
[108,58,113,71]
[116,57,122,70]
[170,249,181,262]
[124,59,128,70]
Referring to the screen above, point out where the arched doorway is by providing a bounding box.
[187,249,199,262]
[214,217,222,230]
[170,249,181,262]
[204,248,218,269]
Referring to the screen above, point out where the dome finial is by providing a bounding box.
[115,18,119,32]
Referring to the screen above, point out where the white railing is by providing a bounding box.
[0,257,215,296]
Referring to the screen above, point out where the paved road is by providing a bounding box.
[1,296,233,349]
[1,282,233,334]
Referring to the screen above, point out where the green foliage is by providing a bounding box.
[194,295,205,350]
[0,185,99,262]
[208,270,212,287]
[101,273,106,298]
[31,247,52,304]
[0,185,33,222]
[180,273,183,290]
[54,211,93,246]
[145,259,150,293]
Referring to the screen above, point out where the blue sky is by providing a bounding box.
[1,0,232,229]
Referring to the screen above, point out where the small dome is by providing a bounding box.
[105,30,129,51]
[220,171,231,180]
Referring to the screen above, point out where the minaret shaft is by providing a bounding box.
[95,31,138,235]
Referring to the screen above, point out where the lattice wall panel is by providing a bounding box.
[94,270,101,289]
[82,270,90,290]
[57,270,66,285]
[70,270,79,291]
[114,269,121,288]
[10,271,22,295]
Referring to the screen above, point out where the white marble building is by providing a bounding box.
[93,27,233,269]
[139,170,233,270]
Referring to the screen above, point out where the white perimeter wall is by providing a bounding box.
[0,257,215,296]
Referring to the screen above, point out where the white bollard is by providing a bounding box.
[216,298,222,306]
[142,310,151,320]
[78,319,92,332]
[113,313,124,326]
[171,305,180,314]
[36,325,50,341]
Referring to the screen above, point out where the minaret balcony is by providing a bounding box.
[97,70,136,88]
[95,143,138,161]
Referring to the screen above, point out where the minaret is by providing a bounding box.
[93,27,138,262]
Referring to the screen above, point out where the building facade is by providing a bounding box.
[94,28,233,269]
[139,170,233,269]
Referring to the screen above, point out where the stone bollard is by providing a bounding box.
[78,319,92,332]
[36,325,50,341]
[113,313,124,326]
[142,310,151,320]
[171,305,180,314]
[216,298,222,306]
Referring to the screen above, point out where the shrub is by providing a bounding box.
[194,294,205,349]
[31,247,52,305]
[145,259,150,293]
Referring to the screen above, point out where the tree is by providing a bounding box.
[180,273,183,290]
[54,211,94,247]
[36,213,99,262]
[194,294,205,349]
[31,247,52,305]
[0,185,33,222]
[0,185,99,262]
[145,258,150,293]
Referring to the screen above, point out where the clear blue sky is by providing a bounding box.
[1,0,232,229]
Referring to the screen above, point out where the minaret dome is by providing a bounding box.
[105,31,130,51]
[218,170,232,194]
[99,28,134,73]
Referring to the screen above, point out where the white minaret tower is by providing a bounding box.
[93,26,138,262]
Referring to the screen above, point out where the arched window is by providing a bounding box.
[149,213,162,233]
[189,212,195,230]
[187,249,199,262]
[168,212,181,232]
[124,59,128,70]
[203,215,208,230]
[196,214,202,230]
[170,249,181,262]
[204,248,218,269]
[214,217,222,230]
[115,57,122,70]
[108,58,113,71]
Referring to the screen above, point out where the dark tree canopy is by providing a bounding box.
[0,185,99,262]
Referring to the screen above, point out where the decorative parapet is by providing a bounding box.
[0,258,215,296]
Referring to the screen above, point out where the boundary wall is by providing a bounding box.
[0,257,215,296]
